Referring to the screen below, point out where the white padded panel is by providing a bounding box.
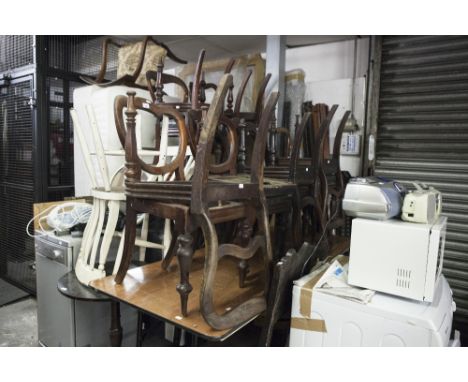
[73,85,155,196]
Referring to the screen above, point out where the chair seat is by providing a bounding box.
[130,197,250,226]
[126,174,298,203]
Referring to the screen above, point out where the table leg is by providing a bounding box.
[172,327,182,346]
[136,311,143,347]
[109,301,123,347]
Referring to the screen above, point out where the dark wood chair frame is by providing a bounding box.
[144,50,240,176]
[315,110,351,245]
[114,74,280,330]
[80,36,187,88]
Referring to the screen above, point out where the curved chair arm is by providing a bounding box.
[312,105,338,176]
[250,92,280,186]
[253,73,272,123]
[287,112,312,182]
[330,110,351,198]
[191,49,206,110]
[224,58,236,74]
[81,36,187,87]
[149,36,187,65]
[310,105,338,216]
[233,70,253,116]
[224,58,235,114]
[96,38,122,83]
[235,73,271,123]
[314,105,338,165]
[80,38,122,85]
[332,110,351,162]
[191,74,233,214]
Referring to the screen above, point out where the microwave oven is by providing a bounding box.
[348,215,447,302]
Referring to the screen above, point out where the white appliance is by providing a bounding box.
[35,232,138,346]
[342,177,406,220]
[73,85,156,197]
[348,215,447,302]
[289,268,459,347]
[401,183,442,224]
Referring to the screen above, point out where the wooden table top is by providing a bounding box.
[90,236,350,342]
[90,249,265,341]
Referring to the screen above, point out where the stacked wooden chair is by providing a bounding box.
[114,74,278,330]
[78,38,352,332]
[70,37,191,285]
[315,110,351,246]
[80,36,187,88]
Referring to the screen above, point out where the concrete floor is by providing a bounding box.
[0,297,38,347]
[2,297,464,347]
[0,297,263,347]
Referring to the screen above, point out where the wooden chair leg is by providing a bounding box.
[112,227,126,275]
[89,199,106,268]
[115,200,138,284]
[238,259,249,288]
[161,227,179,271]
[162,218,172,258]
[162,218,184,271]
[138,213,150,262]
[175,233,194,317]
[80,198,100,264]
[234,219,254,288]
[198,211,267,330]
[98,199,120,271]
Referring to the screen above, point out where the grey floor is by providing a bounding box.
[0,297,263,347]
[0,297,38,347]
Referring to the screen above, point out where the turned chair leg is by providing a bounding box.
[238,259,249,288]
[176,233,194,316]
[161,235,177,271]
[234,219,253,288]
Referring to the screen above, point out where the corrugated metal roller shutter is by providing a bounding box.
[375,35,468,332]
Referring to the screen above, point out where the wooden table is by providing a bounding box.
[90,250,265,342]
[90,237,350,344]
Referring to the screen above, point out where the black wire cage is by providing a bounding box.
[0,35,114,293]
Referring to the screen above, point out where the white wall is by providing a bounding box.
[286,37,369,81]
[285,38,370,176]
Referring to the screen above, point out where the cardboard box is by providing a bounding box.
[289,256,456,347]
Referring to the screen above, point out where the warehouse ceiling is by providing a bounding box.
[113,35,358,67]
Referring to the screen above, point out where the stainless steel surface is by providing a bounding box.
[35,238,70,267]
[372,35,468,331]
[36,250,75,346]
[35,233,138,346]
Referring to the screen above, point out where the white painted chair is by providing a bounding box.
[71,86,193,285]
